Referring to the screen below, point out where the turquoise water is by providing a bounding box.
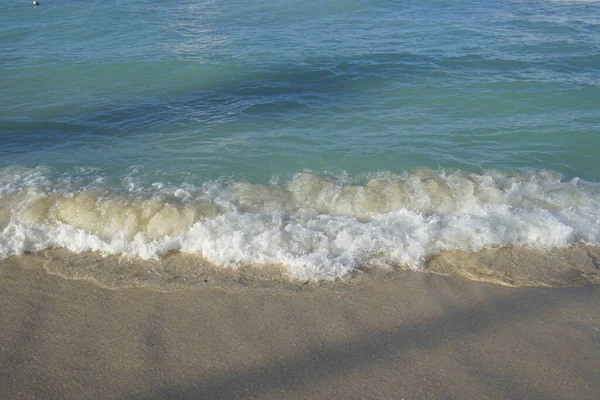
[1,0,600,281]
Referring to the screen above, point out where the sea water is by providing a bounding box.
[1,0,599,285]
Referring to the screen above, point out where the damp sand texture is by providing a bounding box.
[1,261,599,400]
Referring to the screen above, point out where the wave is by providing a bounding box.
[1,166,599,283]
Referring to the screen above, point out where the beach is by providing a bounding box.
[2,1,600,398]
[1,255,599,400]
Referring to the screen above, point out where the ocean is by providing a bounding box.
[1,0,599,286]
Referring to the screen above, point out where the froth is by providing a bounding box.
[1,167,599,282]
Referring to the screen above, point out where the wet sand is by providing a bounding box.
[1,260,599,399]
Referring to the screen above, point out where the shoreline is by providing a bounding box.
[1,245,599,291]
[1,260,599,399]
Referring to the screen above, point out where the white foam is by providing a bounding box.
[1,168,599,280]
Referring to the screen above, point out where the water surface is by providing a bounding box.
[1,0,599,284]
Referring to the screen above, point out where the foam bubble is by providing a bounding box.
[1,167,599,282]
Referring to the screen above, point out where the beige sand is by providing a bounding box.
[1,261,599,400]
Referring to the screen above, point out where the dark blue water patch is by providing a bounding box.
[0,120,88,157]
[2,54,423,138]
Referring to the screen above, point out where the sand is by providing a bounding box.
[1,259,599,400]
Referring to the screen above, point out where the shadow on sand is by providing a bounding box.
[126,284,597,400]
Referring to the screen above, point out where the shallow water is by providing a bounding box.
[1,0,599,285]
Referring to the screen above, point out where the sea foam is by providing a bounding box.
[1,167,599,281]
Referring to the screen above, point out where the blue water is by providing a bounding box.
[1,0,599,281]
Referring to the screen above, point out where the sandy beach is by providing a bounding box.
[3,1,600,399]
[1,257,598,400]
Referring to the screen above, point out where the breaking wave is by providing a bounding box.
[1,166,599,282]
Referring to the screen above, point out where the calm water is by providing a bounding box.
[1,0,599,282]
